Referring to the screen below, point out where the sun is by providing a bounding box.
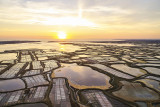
[57,31,67,39]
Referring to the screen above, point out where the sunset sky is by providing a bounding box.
[0,0,160,40]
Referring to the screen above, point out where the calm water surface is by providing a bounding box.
[52,63,111,89]
[12,103,48,107]
[0,79,25,91]
[0,42,82,52]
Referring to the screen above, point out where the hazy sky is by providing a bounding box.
[0,0,160,40]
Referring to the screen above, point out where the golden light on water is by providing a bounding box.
[57,31,67,39]
[60,45,65,51]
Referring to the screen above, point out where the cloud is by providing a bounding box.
[1,0,160,25]
[0,0,160,39]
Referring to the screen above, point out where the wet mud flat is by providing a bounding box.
[0,42,160,107]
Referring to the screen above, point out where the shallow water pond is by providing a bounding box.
[0,79,25,91]
[111,64,146,77]
[136,79,160,92]
[143,67,160,76]
[0,53,17,61]
[52,63,111,89]
[12,103,48,107]
[113,81,159,102]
